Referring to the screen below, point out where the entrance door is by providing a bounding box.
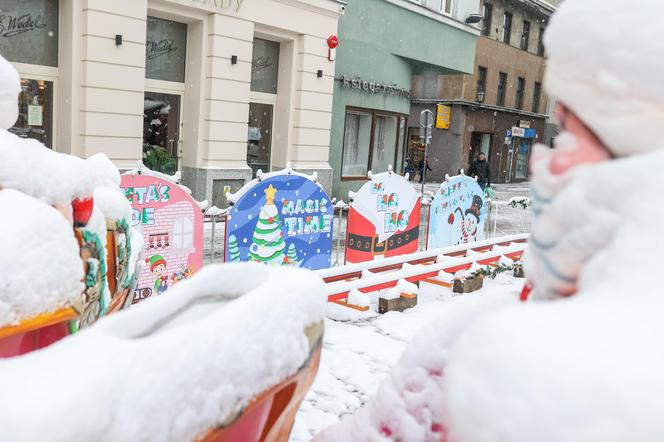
[143,92,181,175]
[9,78,54,148]
[247,102,274,177]
[514,138,531,179]
[469,132,491,164]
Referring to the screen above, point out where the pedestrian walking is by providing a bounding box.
[468,151,490,190]
[417,155,432,183]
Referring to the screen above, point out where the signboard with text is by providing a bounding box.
[225,174,334,270]
[120,174,204,303]
[436,104,451,129]
[345,171,420,264]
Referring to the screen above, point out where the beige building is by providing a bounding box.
[2,0,343,204]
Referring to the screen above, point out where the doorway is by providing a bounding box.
[143,92,181,175]
[514,138,532,179]
[9,78,55,148]
[247,102,274,177]
[469,132,492,165]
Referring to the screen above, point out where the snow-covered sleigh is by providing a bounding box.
[0,264,325,442]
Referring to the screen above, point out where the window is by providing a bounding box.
[521,20,531,51]
[497,72,507,107]
[502,12,513,44]
[9,78,54,148]
[0,0,59,67]
[341,108,406,178]
[440,0,453,15]
[537,26,546,56]
[251,38,280,94]
[481,3,493,36]
[172,217,194,252]
[532,82,542,113]
[515,77,525,110]
[476,66,487,103]
[145,17,188,83]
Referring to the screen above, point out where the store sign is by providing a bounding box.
[120,174,204,303]
[337,75,411,99]
[190,0,245,12]
[511,127,526,137]
[427,175,487,249]
[0,0,59,67]
[436,104,451,130]
[345,171,420,264]
[225,174,334,270]
[519,120,531,128]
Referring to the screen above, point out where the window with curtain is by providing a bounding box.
[342,111,372,177]
[371,115,398,174]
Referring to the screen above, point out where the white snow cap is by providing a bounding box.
[0,55,20,130]
[544,0,664,156]
[0,190,84,326]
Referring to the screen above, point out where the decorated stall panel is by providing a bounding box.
[345,171,421,264]
[120,174,204,303]
[225,173,334,270]
[427,175,487,249]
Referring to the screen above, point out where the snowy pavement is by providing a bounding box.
[289,273,526,441]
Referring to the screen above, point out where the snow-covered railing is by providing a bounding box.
[317,233,528,283]
[320,235,527,301]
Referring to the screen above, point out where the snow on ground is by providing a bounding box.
[290,273,526,441]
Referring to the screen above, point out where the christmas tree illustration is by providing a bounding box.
[248,184,287,265]
[228,234,241,262]
[285,243,298,266]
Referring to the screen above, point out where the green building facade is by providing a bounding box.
[330,0,479,199]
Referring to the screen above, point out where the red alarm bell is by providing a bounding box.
[327,35,339,61]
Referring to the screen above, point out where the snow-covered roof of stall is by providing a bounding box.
[0,130,119,207]
[226,167,322,204]
[0,190,84,327]
[0,263,326,441]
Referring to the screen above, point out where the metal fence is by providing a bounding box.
[203,199,533,265]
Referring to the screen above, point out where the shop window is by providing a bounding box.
[0,0,58,67]
[515,77,525,110]
[251,38,280,94]
[341,108,405,179]
[145,17,187,83]
[247,102,274,177]
[497,72,507,107]
[9,78,53,148]
[521,20,530,51]
[481,3,493,37]
[143,92,181,174]
[502,12,512,44]
[532,82,542,113]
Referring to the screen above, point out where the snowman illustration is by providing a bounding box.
[455,195,483,244]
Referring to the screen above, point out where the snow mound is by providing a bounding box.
[348,289,371,308]
[0,130,119,207]
[0,190,84,326]
[383,279,418,300]
[0,263,326,441]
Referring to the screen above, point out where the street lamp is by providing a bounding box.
[476,90,485,103]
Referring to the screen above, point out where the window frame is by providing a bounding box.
[521,20,531,51]
[481,3,493,37]
[340,106,408,181]
[439,0,454,16]
[515,77,525,110]
[532,81,542,113]
[476,66,488,103]
[537,26,546,56]
[497,72,507,107]
[502,12,513,44]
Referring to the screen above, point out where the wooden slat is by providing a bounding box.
[0,307,78,340]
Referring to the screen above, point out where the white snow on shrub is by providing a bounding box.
[347,289,371,308]
[498,255,514,267]
[0,190,83,326]
[0,263,326,441]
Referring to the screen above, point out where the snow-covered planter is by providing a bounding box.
[379,279,419,314]
[512,261,525,278]
[453,272,484,294]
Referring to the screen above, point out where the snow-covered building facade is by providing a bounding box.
[411,0,555,183]
[0,0,343,203]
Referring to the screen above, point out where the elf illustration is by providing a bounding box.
[146,254,170,294]
[455,195,483,244]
